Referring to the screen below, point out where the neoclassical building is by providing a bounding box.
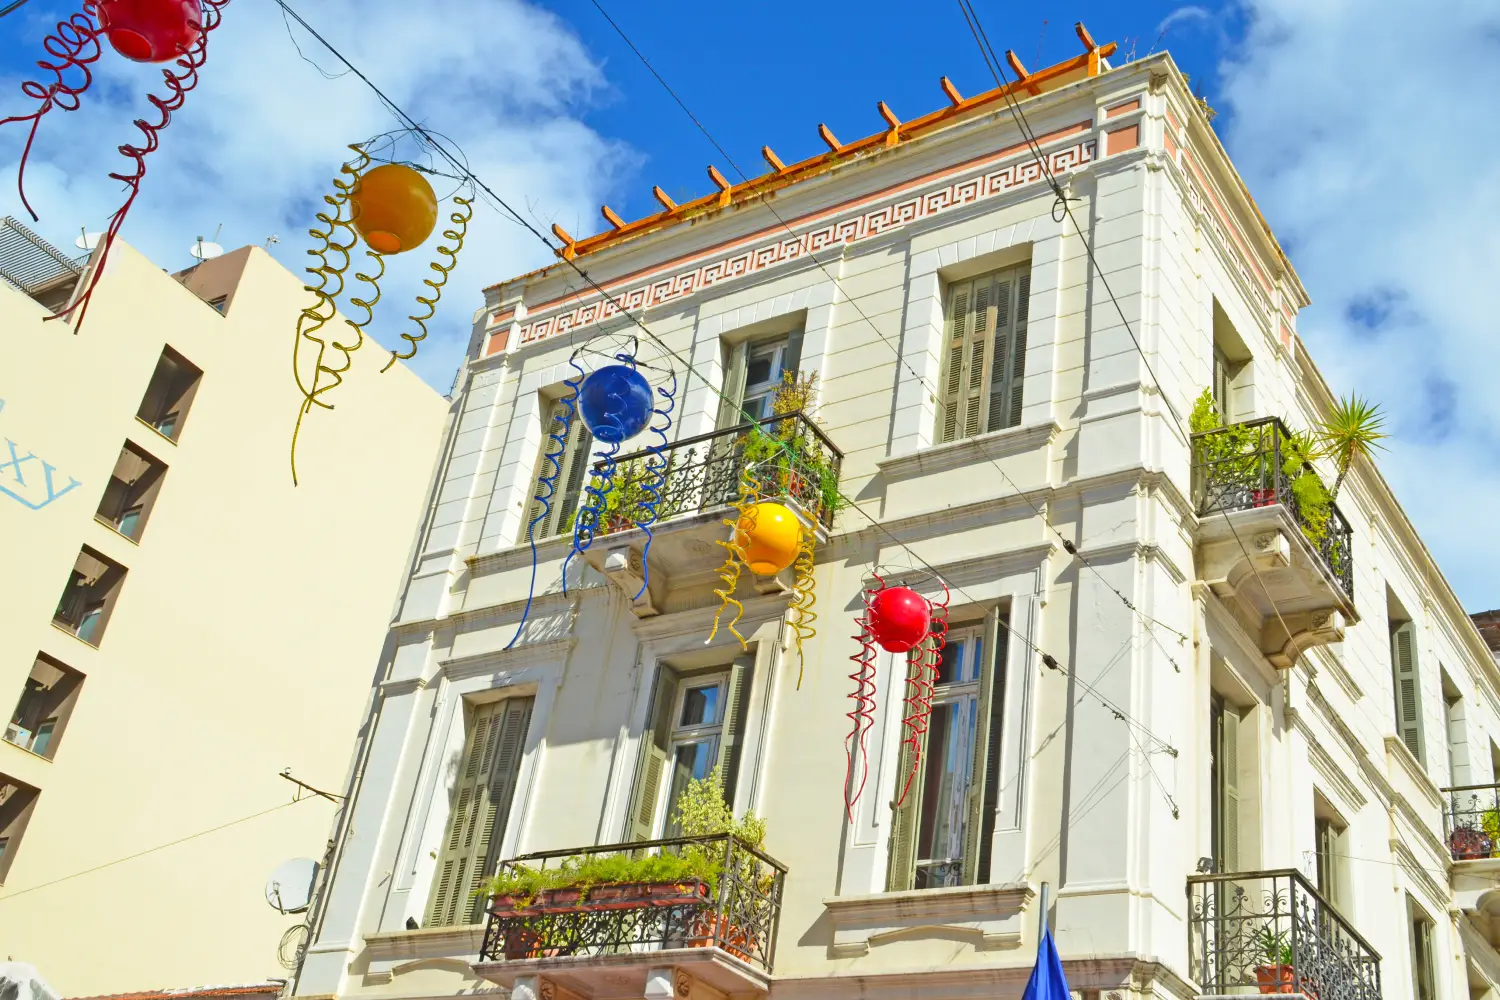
[293,30,1500,1000]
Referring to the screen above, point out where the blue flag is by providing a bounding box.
[1022,926,1071,1000]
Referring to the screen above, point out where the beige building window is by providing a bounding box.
[1313,795,1347,910]
[1209,692,1260,874]
[135,346,202,443]
[425,696,534,928]
[524,395,594,541]
[1409,897,1437,1000]
[717,329,803,428]
[1391,618,1425,766]
[0,775,40,884]
[629,656,755,842]
[95,440,167,541]
[52,546,126,647]
[936,265,1030,444]
[5,654,83,761]
[887,612,1006,891]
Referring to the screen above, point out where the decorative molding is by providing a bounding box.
[863,543,1056,597]
[770,955,1196,1000]
[378,675,428,697]
[511,134,1097,349]
[1391,837,1451,915]
[823,883,1033,957]
[1292,714,1368,809]
[440,636,575,682]
[1384,735,1444,811]
[877,421,1061,480]
[363,923,485,962]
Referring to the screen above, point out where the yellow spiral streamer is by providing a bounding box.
[788,503,819,688]
[707,470,760,650]
[382,195,473,373]
[290,144,370,485]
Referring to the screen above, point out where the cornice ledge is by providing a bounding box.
[1290,712,1368,809]
[363,924,485,962]
[824,882,1033,922]
[864,542,1057,595]
[441,635,576,681]
[1384,735,1445,812]
[877,421,1062,480]
[1391,837,1451,915]
[379,674,428,696]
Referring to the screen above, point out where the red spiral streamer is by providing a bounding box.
[893,581,950,805]
[843,575,882,821]
[53,0,230,331]
[0,3,105,221]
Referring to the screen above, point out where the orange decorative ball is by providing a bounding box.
[736,502,801,576]
[349,164,438,255]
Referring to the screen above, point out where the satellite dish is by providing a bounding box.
[265,857,318,914]
[75,229,101,251]
[189,237,224,261]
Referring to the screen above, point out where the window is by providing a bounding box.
[425,696,533,927]
[887,615,1007,891]
[523,395,595,541]
[5,654,83,761]
[717,330,803,428]
[1313,797,1348,911]
[1391,619,1425,766]
[1442,669,1470,787]
[1211,298,1251,422]
[94,441,167,541]
[936,265,1030,444]
[629,657,755,841]
[135,346,202,443]
[1212,344,1231,420]
[0,776,40,884]
[1409,899,1437,1000]
[52,546,126,647]
[1210,694,1243,874]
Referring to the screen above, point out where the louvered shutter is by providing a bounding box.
[717,342,750,431]
[426,698,533,927]
[964,609,1007,884]
[462,697,534,923]
[1212,346,1230,420]
[939,265,1032,443]
[886,650,929,891]
[1393,622,1425,765]
[1006,272,1030,429]
[715,654,756,808]
[938,285,972,443]
[628,666,679,841]
[525,400,594,540]
[1218,705,1240,873]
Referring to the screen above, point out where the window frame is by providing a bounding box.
[523,392,596,542]
[912,627,984,889]
[658,672,729,838]
[935,264,1031,445]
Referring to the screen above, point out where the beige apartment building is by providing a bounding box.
[0,223,450,995]
[292,30,1500,1000]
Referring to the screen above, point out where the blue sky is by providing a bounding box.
[4,0,1499,612]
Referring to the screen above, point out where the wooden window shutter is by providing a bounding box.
[461,696,534,924]
[715,654,756,809]
[1212,345,1230,419]
[938,284,973,444]
[783,328,805,382]
[425,699,514,927]
[524,399,567,539]
[940,264,1032,443]
[1218,705,1241,873]
[1392,622,1425,765]
[526,400,594,540]
[1006,271,1030,430]
[964,609,1007,884]
[628,666,679,841]
[886,650,929,892]
[716,341,750,431]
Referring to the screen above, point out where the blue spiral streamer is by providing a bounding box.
[562,357,635,593]
[505,358,584,650]
[629,371,678,599]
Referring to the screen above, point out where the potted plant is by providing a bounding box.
[739,372,842,522]
[671,767,772,962]
[1482,808,1500,858]
[1253,927,1296,995]
[1449,825,1493,861]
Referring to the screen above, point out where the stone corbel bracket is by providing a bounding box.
[823,883,1034,958]
[600,544,662,616]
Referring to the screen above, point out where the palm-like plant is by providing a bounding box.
[1317,394,1388,502]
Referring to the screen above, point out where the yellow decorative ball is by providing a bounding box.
[350,164,438,255]
[736,502,801,576]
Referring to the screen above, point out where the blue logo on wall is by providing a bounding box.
[0,399,81,511]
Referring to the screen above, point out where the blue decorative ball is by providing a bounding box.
[578,364,653,443]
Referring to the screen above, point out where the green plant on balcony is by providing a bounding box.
[1482,808,1500,857]
[739,371,842,516]
[1318,394,1388,504]
[590,457,683,534]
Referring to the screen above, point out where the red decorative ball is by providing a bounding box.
[868,586,931,653]
[97,0,202,63]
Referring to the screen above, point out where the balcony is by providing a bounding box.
[1193,417,1358,668]
[1443,784,1500,925]
[577,411,841,616]
[1188,869,1381,999]
[472,834,786,1000]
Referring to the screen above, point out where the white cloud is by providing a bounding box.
[1217,0,1500,608]
[0,0,640,391]
[1157,6,1213,36]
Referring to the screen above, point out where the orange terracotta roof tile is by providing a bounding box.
[68,984,283,1000]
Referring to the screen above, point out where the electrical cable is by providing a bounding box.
[267,0,1180,759]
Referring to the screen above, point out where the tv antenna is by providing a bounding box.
[189,223,224,262]
[75,227,101,251]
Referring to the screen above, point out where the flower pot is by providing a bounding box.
[1254,964,1295,994]
[1250,488,1277,508]
[499,926,548,960]
[687,910,756,961]
[1450,826,1493,861]
[644,880,709,906]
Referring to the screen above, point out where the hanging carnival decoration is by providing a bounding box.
[1,0,232,329]
[290,131,474,484]
[506,339,677,650]
[844,573,950,819]
[787,512,819,688]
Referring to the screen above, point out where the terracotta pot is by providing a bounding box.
[1450,826,1493,861]
[1254,964,1295,995]
[687,911,756,961]
[500,926,545,960]
[1251,488,1277,508]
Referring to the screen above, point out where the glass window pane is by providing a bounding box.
[663,740,716,837]
[77,606,102,644]
[741,393,771,421]
[935,639,964,686]
[117,507,141,538]
[679,684,720,728]
[30,721,54,757]
[915,696,976,887]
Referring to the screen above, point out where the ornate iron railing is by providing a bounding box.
[1188,869,1381,999]
[1442,782,1500,861]
[586,411,841,533]
[1191,416,1355,601]
[479,834,786,971]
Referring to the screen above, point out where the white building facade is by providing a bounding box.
[293,37,1500,1000]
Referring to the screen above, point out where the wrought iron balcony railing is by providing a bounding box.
[479,834,787,971]
[1188,869,1381,999]
[1442,782,1500,861]
[584,411,841,535]
[1192,416,1355,601]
